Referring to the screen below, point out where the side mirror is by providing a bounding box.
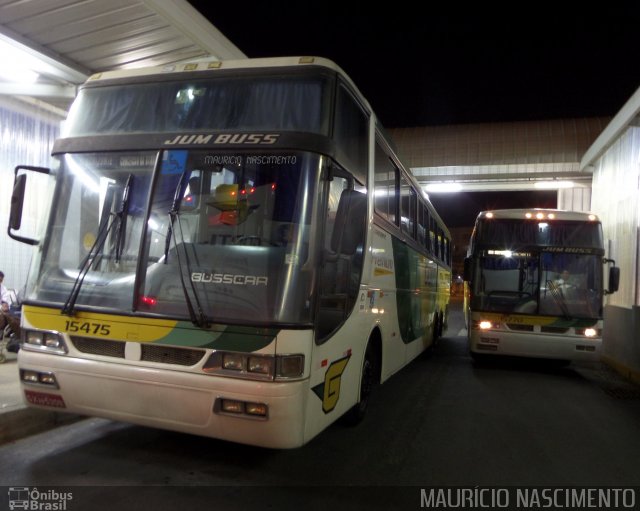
[9,173,26,230]
[8,165,51,246]
[608,266,620,294]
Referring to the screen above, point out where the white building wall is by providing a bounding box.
[557,187,592,212]
[590,126,640,308]
[0,97,62,295]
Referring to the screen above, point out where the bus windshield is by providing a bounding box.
[26,149,323,325]
[470,250,604,319]
[64,73,331,136]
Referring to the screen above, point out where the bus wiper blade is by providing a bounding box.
[114,174,133,263]
[62,211,116,316]
[62,176,134,316]
[164,170,189,263]
[163,170,210,328]
[169,213,210,328]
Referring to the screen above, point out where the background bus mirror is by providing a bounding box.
[608,266,620,294]
[463,257,472,282]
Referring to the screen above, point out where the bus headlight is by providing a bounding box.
[247,355,274,375]
[221,352,244,371]
[22,329,67,355]
[203,352,304,380]
[576,327,600,338]
[472,320,495,330]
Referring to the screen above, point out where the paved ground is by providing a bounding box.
[0,354,81,444]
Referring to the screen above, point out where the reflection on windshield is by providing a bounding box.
[140,150,319,325]
[27,150,322,326]
[471,250,603,319]
[26,152,155,310]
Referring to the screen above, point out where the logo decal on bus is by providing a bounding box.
[191,273,268,285]
[163,133,280,145]
[312,354,351,413]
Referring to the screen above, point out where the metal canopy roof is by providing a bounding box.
[0,0,245,115]
[388,117,610,191]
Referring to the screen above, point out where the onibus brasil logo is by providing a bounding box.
[7,487,73,510]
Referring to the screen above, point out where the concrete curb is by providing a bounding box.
[0,405,84,445]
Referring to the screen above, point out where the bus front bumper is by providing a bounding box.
[469,330,602,361]
[18,350,309,449]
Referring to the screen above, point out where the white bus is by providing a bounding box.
[463,209,619,363]
[10,57,451,448]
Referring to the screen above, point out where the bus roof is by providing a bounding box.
[85,56,372,112]
[475,208,600,222]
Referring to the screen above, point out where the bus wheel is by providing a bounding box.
[342,342,376,426]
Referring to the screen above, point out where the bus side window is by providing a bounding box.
[317,183,367,343]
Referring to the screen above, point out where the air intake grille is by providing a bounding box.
[141,344,205,366]
[541,326,570,334]
[506,324,534,332]
[71,337,205,366]
[72,337,125,358]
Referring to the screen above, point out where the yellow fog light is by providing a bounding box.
[39,373,58,386]
[221,399,243,414]
[245,402,268,417]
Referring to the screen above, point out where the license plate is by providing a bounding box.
[24,390,66,408]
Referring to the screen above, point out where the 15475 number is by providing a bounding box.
[64,320,111,336]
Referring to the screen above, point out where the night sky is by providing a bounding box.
[189,3,640,127]
[187,2,639,226]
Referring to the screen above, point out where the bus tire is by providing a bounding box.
[342,341,377,426]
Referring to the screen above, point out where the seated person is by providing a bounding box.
[0,301,20,338]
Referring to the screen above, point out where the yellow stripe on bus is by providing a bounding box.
[23,305,177,342]
[476,312,560,326]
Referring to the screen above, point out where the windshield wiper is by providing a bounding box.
[164,171,210,328]
[114,174,133,263]
[164,170,188,263]
[62,176,133,316]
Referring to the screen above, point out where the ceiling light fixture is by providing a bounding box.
[424,183,462,193]
[0,39,40,83]
[534,180,574,189]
